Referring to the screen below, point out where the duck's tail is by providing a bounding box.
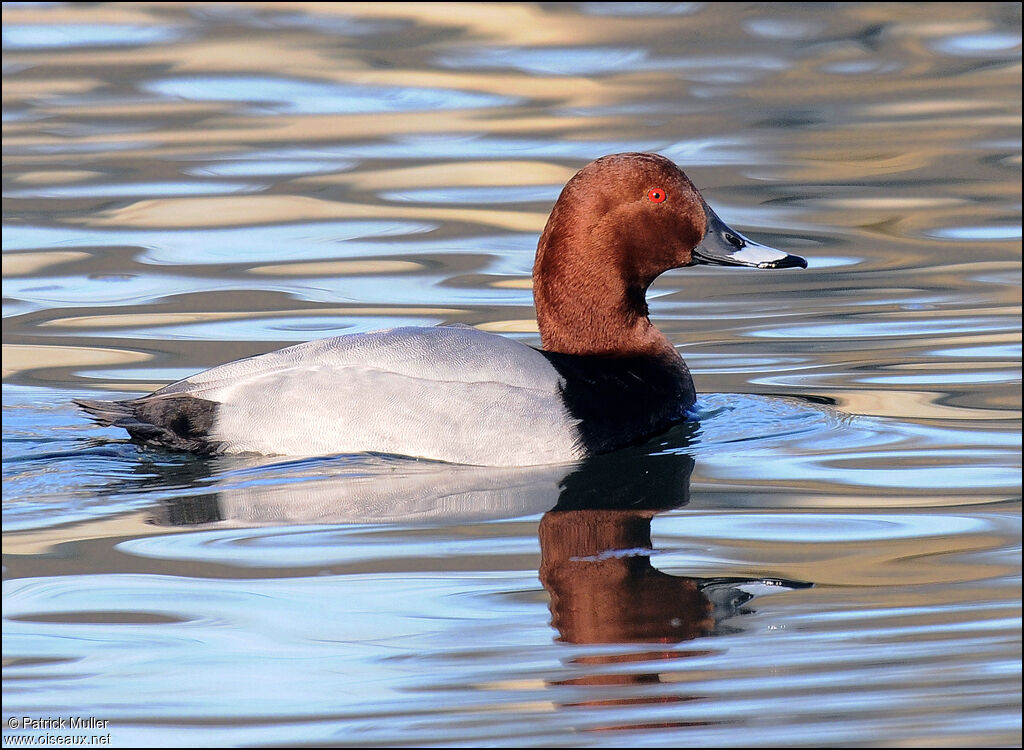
[73,397,137,427]
[74,396,224,454]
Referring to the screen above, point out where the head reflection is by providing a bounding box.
[540,451,712,643]
[541,451,809,647]
[539,451,809,728]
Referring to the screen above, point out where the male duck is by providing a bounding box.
[77,153,806,466]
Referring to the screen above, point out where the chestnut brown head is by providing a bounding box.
[533,153,805,356]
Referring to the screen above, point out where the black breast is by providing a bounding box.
[539,349,696,456]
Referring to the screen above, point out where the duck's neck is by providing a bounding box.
[534,243,676,359]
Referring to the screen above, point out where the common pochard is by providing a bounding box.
[77,153,806,466]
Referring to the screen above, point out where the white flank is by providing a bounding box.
[151,325,584,467]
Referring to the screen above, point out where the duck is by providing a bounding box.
[76,152,806,466]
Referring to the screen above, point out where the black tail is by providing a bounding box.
[74,398,137,427]
[74,396,223,454]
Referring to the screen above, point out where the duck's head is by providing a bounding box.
[534,152,806,356]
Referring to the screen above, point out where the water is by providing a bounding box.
[3,2,1020,746]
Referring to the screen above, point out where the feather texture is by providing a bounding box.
[82,326,584,466]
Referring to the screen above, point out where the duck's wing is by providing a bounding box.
[77,326,584,466]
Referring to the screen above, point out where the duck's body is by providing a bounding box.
[77,153,805,465]
[76,324,692,465]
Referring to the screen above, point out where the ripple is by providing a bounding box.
[930,32,1022,56]
[686,393,1020,492]
[656,511,999,543]
[861,371,1020,386]
[927,225,1022,241]
[743,18,825,40]
[184,160,357,178]
[218,134,757,166]
[4,273,244,308]
[438,46,788,81]
[10,610,189,625]
[2,24,185,49]
[2,221,437,265]
[2,388,177,530]
[689,393,844,448]
[78,367,199,384]
[804,255,862,269]
[1,571,540,722]
[436,46,649,76]
[930,344,1021,359]
[4,181,263,199]
[222,8,408,37]
[381,185,563,205]
[577,3,704,17]
[748,317,1017,339]
[69,314,447,343]
[144,75,517,115]
[7,139,160,156]
[820,60,904,76]
[118,525,539,567]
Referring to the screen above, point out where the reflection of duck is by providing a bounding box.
[151,453,570,527]
[540,452,810,645]
[541,508,713,643]
[537,454,810,729]
[77,153,805,466]
[150,442,810,725]
[148,439,810,733]
[538,449,711,641]
[540,509,812,645]
[151,446,808,644]
[149,430,699,527]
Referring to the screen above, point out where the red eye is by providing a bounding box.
[647,188,666,203]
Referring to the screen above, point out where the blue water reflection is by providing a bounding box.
[4,182,264,199]
[381,185,563,204]
[3,24,184,49]
[145,76,518,115]
[927,225,1022,241]
[184,160,357,177]
[929,32,1021,56]
[3,221,437,264]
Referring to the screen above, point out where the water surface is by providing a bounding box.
[3,2,1021,747]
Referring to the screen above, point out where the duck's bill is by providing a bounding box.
[693,202,807,269]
